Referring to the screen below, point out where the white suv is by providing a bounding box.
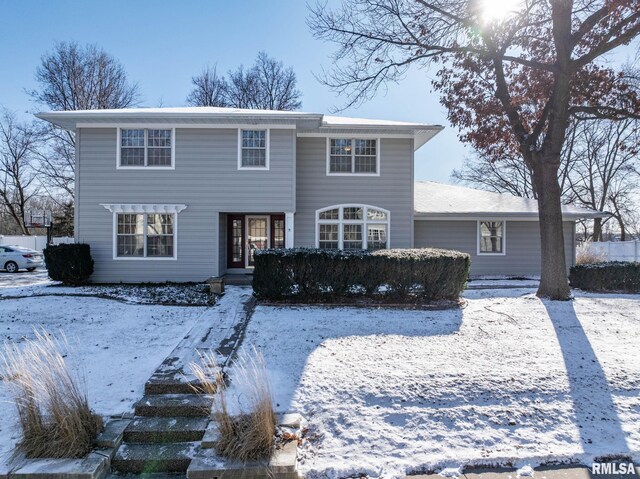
[0,246,44,273]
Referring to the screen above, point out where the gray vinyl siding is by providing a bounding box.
[295,137,414,248]
[414,220,576,276]
[76,127,295,282]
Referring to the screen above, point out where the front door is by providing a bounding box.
[246,216,269,267]
[227,215,245,269]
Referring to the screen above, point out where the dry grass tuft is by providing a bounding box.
[1,329,102,458]
[576,242,607,265]
[190,347,276,461]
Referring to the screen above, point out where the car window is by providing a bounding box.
[0,247,9,253]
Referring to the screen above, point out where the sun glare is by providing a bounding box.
[479,0,522,23]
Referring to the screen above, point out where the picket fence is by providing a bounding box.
[0,235,74,252]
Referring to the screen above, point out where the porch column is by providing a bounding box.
[285,212,294,248]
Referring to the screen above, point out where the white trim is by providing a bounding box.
[325,137,380,177]
[237,128,271,170]
[245,215,270,268]
[285,212,295,248]
[477,220,507,256]
[101,204,187,214]
[315,204,391,250]
[80,122,296,129]
[102,204,186,261]
[116,127,175,170]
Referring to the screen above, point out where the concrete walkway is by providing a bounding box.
[410,465,639,479]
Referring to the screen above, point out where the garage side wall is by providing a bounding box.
[414,220,576,276]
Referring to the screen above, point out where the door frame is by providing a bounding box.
[245,215,270,268]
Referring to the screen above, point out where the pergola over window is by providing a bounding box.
[316,204,390,250]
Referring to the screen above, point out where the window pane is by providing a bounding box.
[148,129,171,147]
[147,214,173,235]
[121,129,145,147]
[242,148,266,167]
[354,139,376,156]
[367,224,387,250]
[343,207,363,220]
[343,224,363,250]
[148,147,172,166]
[354,155,376,173]
[330,138,351,155]
[319,224,339,249]
[232,219,243,262]
[319,208,339,220]
[242,130,266,148]
[367,208,387,221]
[272,219,285,249]
[120,148,145,166]
[479,221,504,253]
[329,155,351,173]
[147,235,174,257]
[117,214,144,235]
[117,235,144,256]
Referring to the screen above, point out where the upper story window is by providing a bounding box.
[478,220,506,255]
[238,129,270,170]
[327,138,379,176]
[316,204,390,250]
[118,128,174,169]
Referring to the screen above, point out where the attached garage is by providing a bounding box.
[413,181,605,277]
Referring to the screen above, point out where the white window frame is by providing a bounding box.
[116,128,176,170]
[326,137,380,177]
[477,220,507,256]
[315,204,390,250]
[238,128,270,170]
[101,204,187,260]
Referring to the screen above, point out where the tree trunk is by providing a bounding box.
[592,217,602,242]
[532,157,571,300]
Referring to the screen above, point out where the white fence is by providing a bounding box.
[0,235,74,252]
[585,240,640,262]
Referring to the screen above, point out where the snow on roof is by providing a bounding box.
[35,107,443,150]
[414,181,606,219]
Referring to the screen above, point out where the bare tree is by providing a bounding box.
[0,110,41,235]
[309,0,640,299]
[186,65,228,107]
[30,42,140,201]
[567,118,640,240]
[187,52,302,110]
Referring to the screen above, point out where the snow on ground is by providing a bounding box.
[232,288,640,479]
[0,294,208,459]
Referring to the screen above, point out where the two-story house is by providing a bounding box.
[37,107,602,282]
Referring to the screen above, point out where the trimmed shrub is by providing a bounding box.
[253,248,470,302]
[43,244,94,285]
[569,261,640,292]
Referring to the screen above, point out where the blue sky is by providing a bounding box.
[0,0,468,182]
[1,1,636,184]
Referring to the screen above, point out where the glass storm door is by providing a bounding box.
[246,216,269,267]
[227,215,245,269]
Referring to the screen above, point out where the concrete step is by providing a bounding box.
[111,442,199,473]
[124,417,209,443]
[145,378,210,395]
[134,394,213,418]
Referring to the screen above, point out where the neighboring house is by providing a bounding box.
[37,107,602,282]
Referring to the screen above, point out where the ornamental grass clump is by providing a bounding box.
[1,329,102,458]
[190,347,276,461]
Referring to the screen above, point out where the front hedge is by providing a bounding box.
[252,248,470,302]
[569,261,640,292]
[44,243,94,285]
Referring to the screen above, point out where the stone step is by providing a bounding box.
[134,394,213,418]
[124,417,210,443]
[145,378,209,395]
[111,442,199,473]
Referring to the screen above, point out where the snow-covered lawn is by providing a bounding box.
[0,295,207,459]
[234,288,640,479]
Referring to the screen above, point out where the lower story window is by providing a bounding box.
[316,204,390,250]
[478,220,505,254]
[117,213,175,258]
